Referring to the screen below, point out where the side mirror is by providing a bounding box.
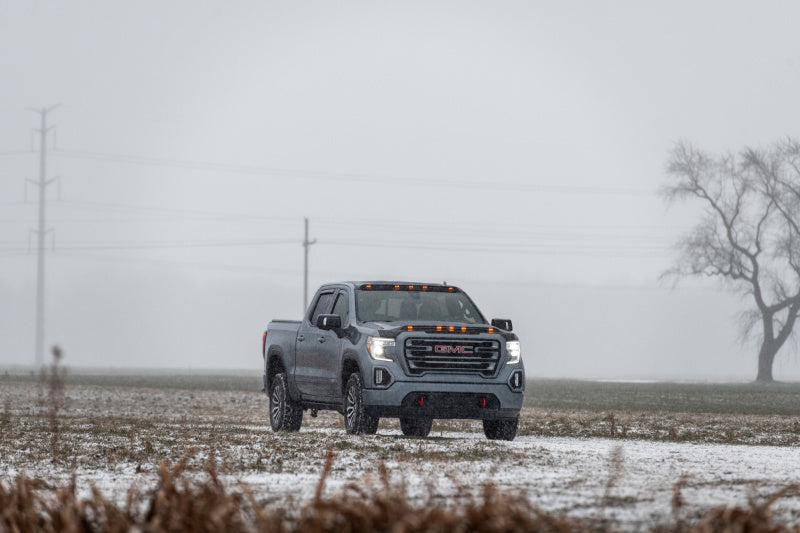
[491,318,513,331]
[316,314,342,330]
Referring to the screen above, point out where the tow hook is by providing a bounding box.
[310,409,318,418]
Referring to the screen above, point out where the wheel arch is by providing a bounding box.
[341,353,361,396]
[266,347,287,393]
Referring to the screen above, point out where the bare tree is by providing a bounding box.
[663,138,800,382]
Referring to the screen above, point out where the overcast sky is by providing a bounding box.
[2,1,800,380]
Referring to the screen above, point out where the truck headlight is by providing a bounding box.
[367,337,395,361]
[506,340,521,364]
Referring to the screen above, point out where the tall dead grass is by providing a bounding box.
[1,450,799,533]
[0,373,10,442]
[667,480,800,533]
[37,345,67,463]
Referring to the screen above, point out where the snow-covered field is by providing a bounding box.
[1,380,799,529]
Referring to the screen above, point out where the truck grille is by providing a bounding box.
[403,338,501,376]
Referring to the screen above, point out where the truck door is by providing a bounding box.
[318,290,350,398]
[295,290,335,399]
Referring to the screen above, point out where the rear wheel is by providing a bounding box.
[344,373,379,434]
[483,417,518,441]
[269,373,302,431]
[399,417,433,438]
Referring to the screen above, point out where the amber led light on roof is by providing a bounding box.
[384,324,509,337]
[357,283,461,293]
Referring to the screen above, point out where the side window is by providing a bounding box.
[331,291,349,325]
[309,292,334,326]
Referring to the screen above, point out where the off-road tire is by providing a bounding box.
[269,373,302,431]
[344,373,379,434]
[483,417,518,441]
[399,416,433,438]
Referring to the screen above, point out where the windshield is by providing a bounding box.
[356,289,485,324]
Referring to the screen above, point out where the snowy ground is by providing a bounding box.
[1,381,799,529]
[240,429,800,529]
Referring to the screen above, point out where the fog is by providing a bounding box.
[2,1,800,380]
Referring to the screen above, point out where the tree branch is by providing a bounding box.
[664,139,800,381]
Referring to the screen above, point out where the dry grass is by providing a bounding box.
[2,451,799,532]
[37,346,67,463]
[518,408,800,446]
[3,377,800,530]
[524,379,800,416]
[0,381,535,472]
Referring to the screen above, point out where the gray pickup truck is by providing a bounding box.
[261,281,525,440]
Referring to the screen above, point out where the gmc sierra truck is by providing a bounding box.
[261,282,525,440]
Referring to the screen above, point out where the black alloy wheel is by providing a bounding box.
[269,372,303,431]
[344,373,379,434]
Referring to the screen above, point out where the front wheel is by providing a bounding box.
[269,373,302,431]
[399,417,433,438]
[344,373,379,434]
[483,417,518,441]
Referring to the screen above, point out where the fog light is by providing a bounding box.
[507,369,524,391]
[373,367,392,388]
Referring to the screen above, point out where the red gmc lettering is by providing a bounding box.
[434,345,473,354]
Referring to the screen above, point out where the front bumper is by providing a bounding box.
[363,380,523,420]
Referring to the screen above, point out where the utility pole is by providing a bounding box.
[302,217,317,312]
[27,104,60,367]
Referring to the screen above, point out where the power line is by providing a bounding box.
[37,198,684,239]
[53,199,299,222]
[459,278,724,293]
[317,221,677,245]
[0,233,673,256]
[53,147,656,196]
[314,216,687,233]
[321,239,672,258]
[0,237,297,252]
[11,198,682,251]
[33,251,717,293]
[49,250,300,276]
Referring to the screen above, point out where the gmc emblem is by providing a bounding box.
[434,345,473,354]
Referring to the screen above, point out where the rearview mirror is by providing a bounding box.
[491,318,513,331]
[316,314,342,330]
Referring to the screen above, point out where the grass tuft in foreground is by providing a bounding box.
[1,451,799,533]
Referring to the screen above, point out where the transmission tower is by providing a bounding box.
[303,217,316,312]
[27,104,60,366]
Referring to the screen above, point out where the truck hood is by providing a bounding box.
[364,320,483,330]
[361,321,516,340]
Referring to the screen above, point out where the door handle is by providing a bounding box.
[318,337,326,344]
[298,335,305,342]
